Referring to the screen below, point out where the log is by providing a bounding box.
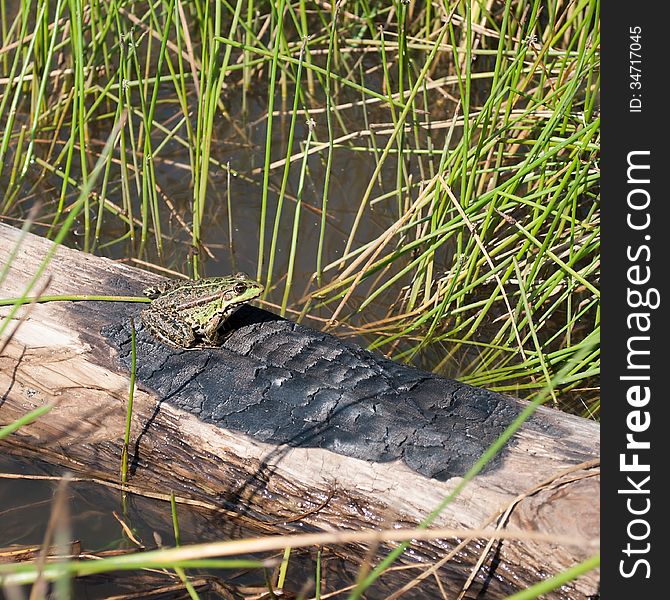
[0,222,600,598]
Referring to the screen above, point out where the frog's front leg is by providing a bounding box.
[141,308,197,348]
[203,313,225,346]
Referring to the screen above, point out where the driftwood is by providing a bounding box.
[0,223,600,598]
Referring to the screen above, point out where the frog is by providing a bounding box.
[140,273,264,349]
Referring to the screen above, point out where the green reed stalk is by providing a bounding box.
[140,0,176,258]
[506,555,600,600]
[20,0,65,179]
[120,318,137,484]
[315,3,340,285]
[192,0,242,276]
[266,39,306,294]
[280,120,313,315]
[0,3,41,183]
[256,0,287,282]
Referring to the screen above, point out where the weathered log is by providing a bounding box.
[0,222,600,598]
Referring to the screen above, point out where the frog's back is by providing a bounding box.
[157,277,229,301]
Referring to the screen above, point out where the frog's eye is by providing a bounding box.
[234,283,247,295]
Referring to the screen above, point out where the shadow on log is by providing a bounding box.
[0,223,600,598]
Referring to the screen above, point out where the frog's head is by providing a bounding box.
[226,272,264,306]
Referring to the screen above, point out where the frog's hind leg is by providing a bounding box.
[142,279,184,299]
[140,309,197,348]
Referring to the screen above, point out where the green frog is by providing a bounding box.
[140,273,264,348]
